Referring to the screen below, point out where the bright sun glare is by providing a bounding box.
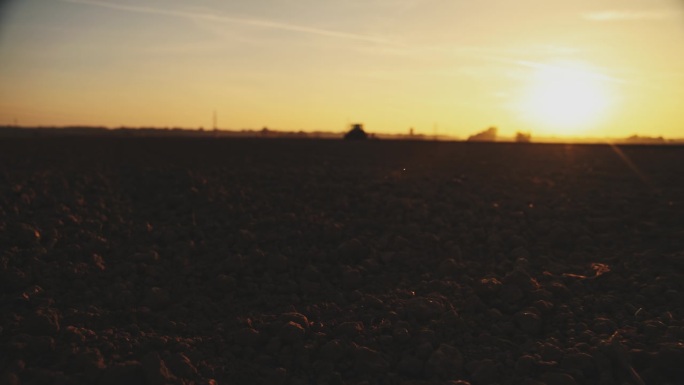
[519,61,612,136]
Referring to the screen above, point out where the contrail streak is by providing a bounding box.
[63,0,389,44]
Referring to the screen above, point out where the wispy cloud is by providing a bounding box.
[511,60,627,84]
[583,9,682,21]
[62,0,389,44]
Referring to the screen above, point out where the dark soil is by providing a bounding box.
[1,138,683,385]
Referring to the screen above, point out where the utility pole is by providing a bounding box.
[213,110,217,130]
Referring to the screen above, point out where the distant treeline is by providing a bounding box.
[0,126,454,141]
[0,126,681,144]
[0,126,340,139]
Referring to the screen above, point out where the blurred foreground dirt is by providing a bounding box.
[1,138,684,385]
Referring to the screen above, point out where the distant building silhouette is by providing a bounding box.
[515,131,531,143]
[625,134,665,144]
[344,123,368,140]
[467,126,498,142]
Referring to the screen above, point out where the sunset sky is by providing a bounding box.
[1,0,683,138]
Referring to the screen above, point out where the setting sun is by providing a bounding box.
[0,0,682,140]
[519,61,613,136]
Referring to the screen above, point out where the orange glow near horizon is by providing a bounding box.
[0,0,683,140]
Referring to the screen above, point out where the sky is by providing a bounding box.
[1,0,683,139]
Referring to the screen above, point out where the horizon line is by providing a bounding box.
[1,124,681,142]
